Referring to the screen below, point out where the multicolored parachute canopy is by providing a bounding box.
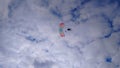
[59,23,65,37]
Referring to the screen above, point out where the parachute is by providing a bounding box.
[59,23,65,37]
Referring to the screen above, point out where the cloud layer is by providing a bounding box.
[0,0,120,68]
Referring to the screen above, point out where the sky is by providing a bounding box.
[0,0,120,68]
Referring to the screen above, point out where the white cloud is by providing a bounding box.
[0,0,120,68]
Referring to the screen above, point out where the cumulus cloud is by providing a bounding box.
[0,0,120,68]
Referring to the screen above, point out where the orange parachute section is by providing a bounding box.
[59,23,65,37]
